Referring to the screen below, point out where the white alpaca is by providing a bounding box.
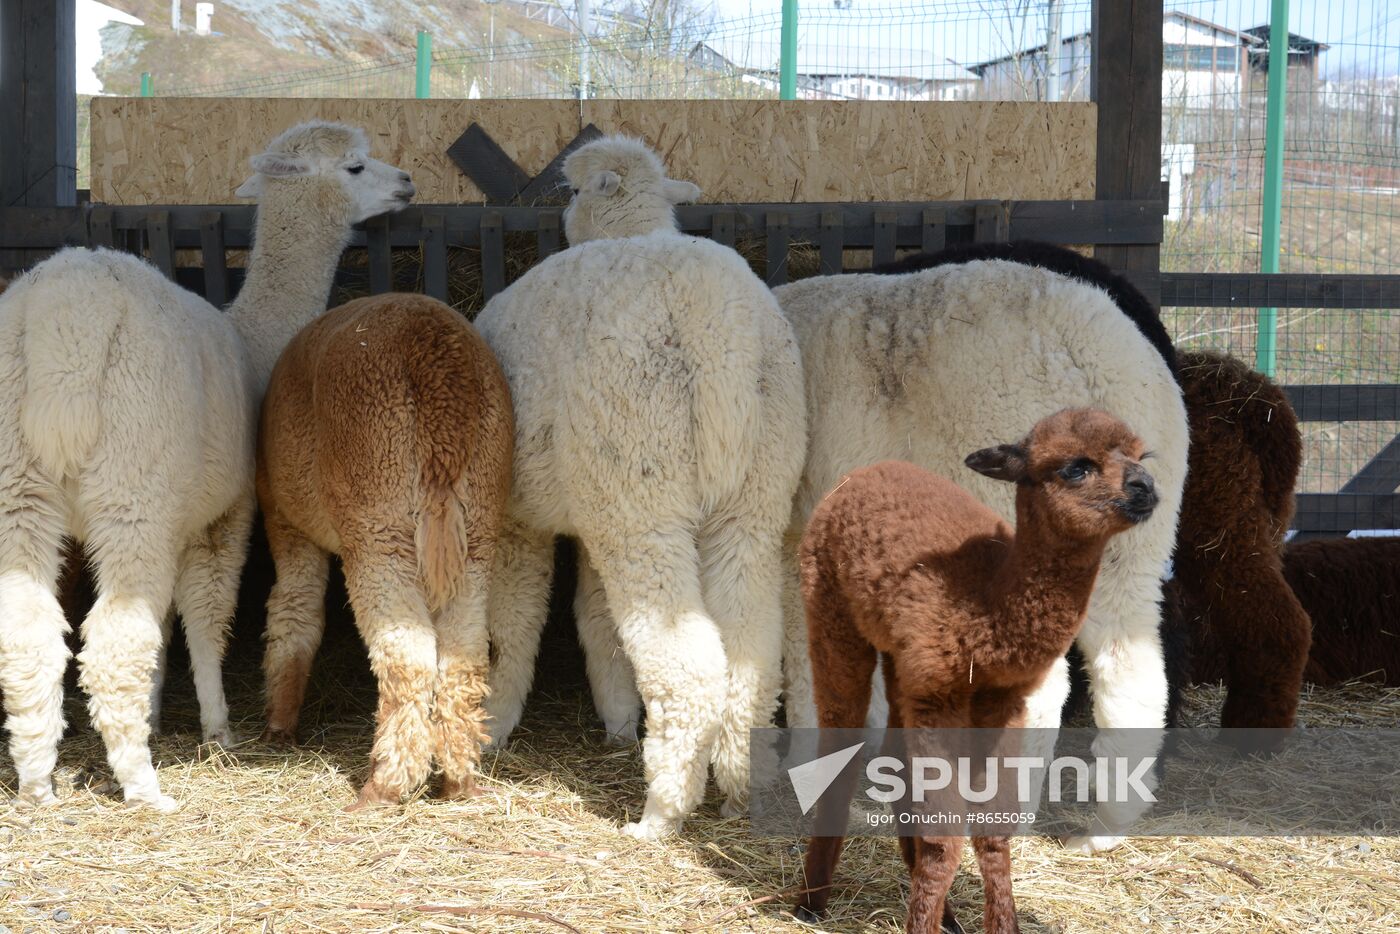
[0,122,412,810]
[475,136,806,840]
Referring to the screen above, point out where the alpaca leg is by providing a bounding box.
[1016,654,1070,815]
[1215,564,1311,732]
[261,507,330,745]
[780,527,818,729]
[972,836,1018,934]
[341,551,438,809]
[1069,576,1169,852]
[908,836,965,934]
[0,518,70,806]
[77,537,180,812]
[794,593,878,920]
[482,521,554,747]
[432,560,492,800]
[575,544,639,745]
[589,533,725,840]
[175,494,255,747]
[699,517,786,815]
[148,605,175,735]
[881,655,917,874]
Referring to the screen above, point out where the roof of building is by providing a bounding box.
[1241,25,1331,54]
[966,9,1260,73]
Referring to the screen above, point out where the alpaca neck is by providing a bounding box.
[989,497,1107,657]
[228,179,353,390]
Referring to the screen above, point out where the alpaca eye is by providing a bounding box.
[1058,459,1096,483]
[346,165,365,175]
[570,187,580,195]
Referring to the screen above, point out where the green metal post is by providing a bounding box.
[780,0,797,100]
[415,30,432,99]
[1256,0,1289,377]
[140,72,152,97]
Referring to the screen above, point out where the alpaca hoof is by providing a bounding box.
[346,782,400,812]
[720,796,747,819]
[942,904,966,934]
[621,816,679,841]
[18,784,58,808]
[125,792,178,813]
[202,726,236,748]
[602,721,639,747]
[793,904,825,924]
[1063,833,1124,854]
[260,726,299,746]
[438,776,485,800]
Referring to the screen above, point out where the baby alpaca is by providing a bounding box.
[258,294,513,808]
[796,409,1158,933]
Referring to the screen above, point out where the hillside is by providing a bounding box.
[92,0,577,96]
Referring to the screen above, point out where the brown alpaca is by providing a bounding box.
[1170,350,1311,730]
[796,408,1158,934]
[1176,537,1400,688]
[258,293,513,809]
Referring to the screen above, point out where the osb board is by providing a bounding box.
[90,98,1095,205]
[581,101,1095,202]
[89,98,579,205]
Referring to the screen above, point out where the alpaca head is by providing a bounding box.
[561,135,701,245]
[965,407,1158,541]
[233,122,415,224]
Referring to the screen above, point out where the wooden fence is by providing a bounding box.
[1,198,1397,535]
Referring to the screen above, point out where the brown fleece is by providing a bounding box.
[1178,537,1400,688]
[258,292,513,805]
[1170,350,1311,730]
[795,408,1155,934]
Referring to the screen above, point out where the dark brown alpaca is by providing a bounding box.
[796,408,1158,934]
[1170,350,1311,729]
[1176,537,1400,688]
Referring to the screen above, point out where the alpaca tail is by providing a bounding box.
[12,252,127,476]
[416,479,470,614]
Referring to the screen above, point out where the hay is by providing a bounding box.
[3,581,1397,934]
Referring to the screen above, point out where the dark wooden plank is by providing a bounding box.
[819,210,843,275]
[0,206,88,248]
[1339,435,1400,496]
[921,207,946,253]
[1291,493,1399,533]
[88,206,114,249]
[766,212,790,287]
[1163,273,1400,309]
[516,124,605,205]
[120,226,144,256]
[0,1,76,209]
[147,211,175,280]
[1092,0,1164,309]
[536,210,561,259]
[421,212,448,303]
[480,211,505,300]
[198,211,228,307]
[872,210,898,266]
[1284,385,1400,423]
[366,215,393,294]
[710,211,735,248]
[446,123,532,204]
[973,202,1009,243]
[91,200,1165,249]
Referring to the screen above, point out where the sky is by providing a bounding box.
[694,0,1400,78]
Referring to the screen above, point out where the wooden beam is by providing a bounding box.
[1163,272,1400,308]
[1092,0,1164,309]
[0,0,77,271]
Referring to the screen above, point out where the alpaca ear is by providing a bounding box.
[248,151,312,179]
[663,178,701,204]
[586,170,622,197]
[233,175,262,199]
[965,444,1029,483]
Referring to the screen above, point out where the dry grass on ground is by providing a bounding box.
[2,552,1398,933]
